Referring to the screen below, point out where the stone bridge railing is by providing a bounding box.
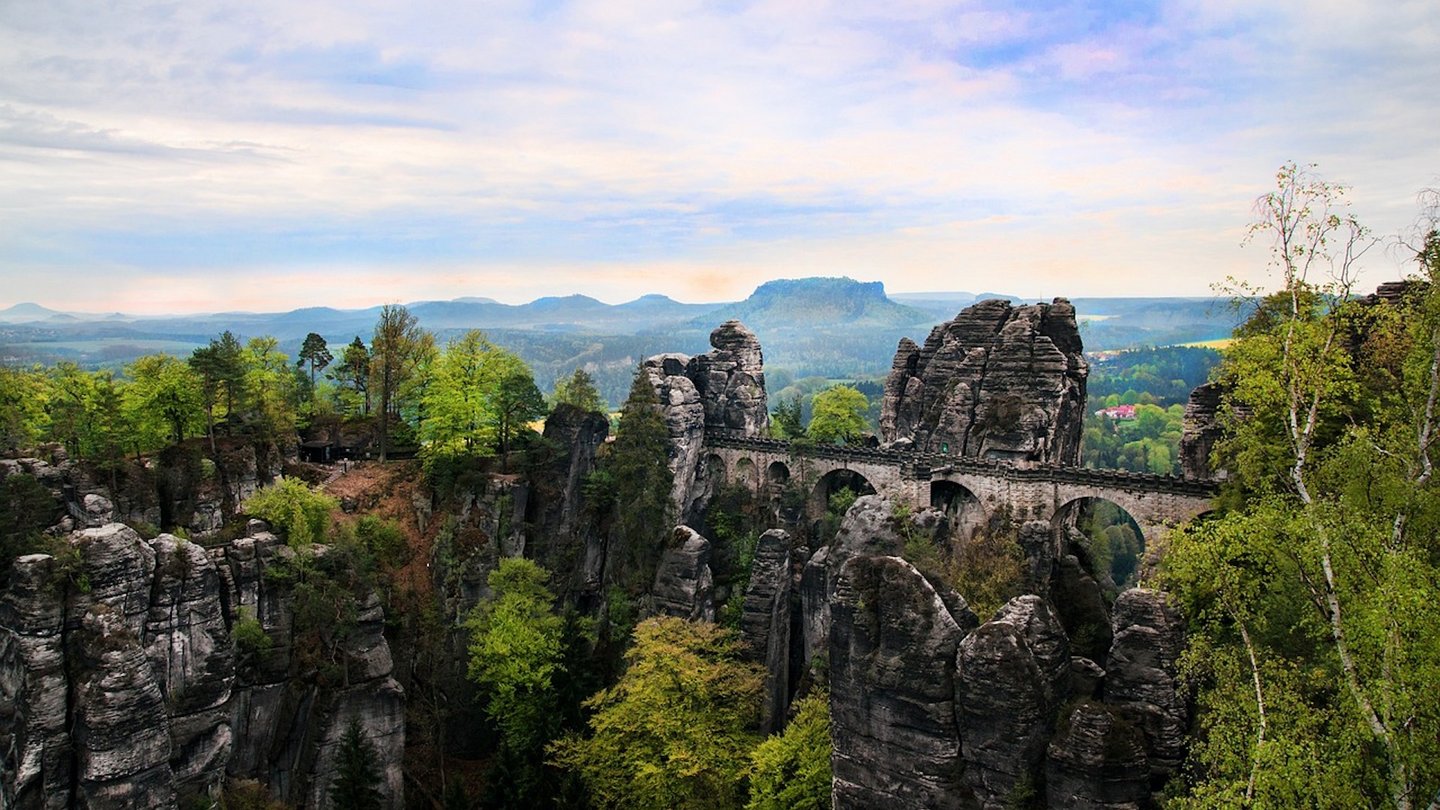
[702,430,1218,498]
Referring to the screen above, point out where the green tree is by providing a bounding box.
[807,385,868,445]
[549,616,764,810]
[244,336,299,439]
[1163,165,1440,808]
[371,305,426,461]
[124,353,202,447]
[770,393,804,439]
[422,330,499,456]
[747,690,832,810]
[490,355,546,468]
[552,367,606,414]
[298,332,333,388]
[245,478,337,547]
[0,366,47,453]
[329,717,384,810]
[605,369,675,587]
[467,558,566,805]
[330,336,371,416]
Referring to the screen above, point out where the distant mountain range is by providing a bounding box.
[0,277,1244,406]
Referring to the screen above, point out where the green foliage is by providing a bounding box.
[806,385,868,445]
[420,330,546,469]
[770,393,805,439]
[1,474,59,582]
[245,478,337,547]
[0,365,47,452]
[353,515,410,571]
[329,717,384,810]
[746,691,832,810]
[372,304,429,461]
[605,369,675,588]
[1083,403,1185,475]
[552,367,607,414]
[549,617,764,810]
[233,608,273,658]
[466,558,567,807]
[298,332,333,387]
[1161,166,1440,807]
[467,558,565,757]
[124,353,204,446]
[1088,346,1221,406]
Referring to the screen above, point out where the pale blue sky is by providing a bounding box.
[1,0,1437,313]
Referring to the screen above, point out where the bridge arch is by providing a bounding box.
[734,456,759,493]
[809,468,877,516]
[929,480,986,539]
[766,460,790,486]
[1051,496,1147,589]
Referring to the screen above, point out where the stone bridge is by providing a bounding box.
[702,431,1217,546]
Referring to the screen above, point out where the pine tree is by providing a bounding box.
[606,368,675,587]
[329,717,384,810]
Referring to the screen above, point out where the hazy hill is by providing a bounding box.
[0,278,1246,407]
[694,277,930,330]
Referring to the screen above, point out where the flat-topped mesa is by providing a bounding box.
[879,298,1088,465]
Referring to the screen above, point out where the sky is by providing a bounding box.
[1,0,1438,314]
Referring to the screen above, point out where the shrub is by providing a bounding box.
[245,478,336,547]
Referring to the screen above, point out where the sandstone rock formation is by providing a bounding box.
[1106,588,1187,783]
[810,496,1189,810]
[739,529,792,733]
[642,320,768,521]
[830,554,970,810]
[650,526,715,622]
[1179,381,1226,481]
[879,298,1088,464]
[0,523,404,809]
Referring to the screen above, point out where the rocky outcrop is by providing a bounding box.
[830,554,971,810]
[641,354,710,522]
[0,523,404,809]
[804,486,1189,808]
[1045,701,1150,809]
[530,403,610,594]
[642,321,769,521]
[956,596,1071,808]
[650,526,715,622]
[1179,381,1225,481]
[690,320,769,435]
[1106,589,1187,783]
[739,529,791,733]
[0,440,278,539]
[879,298,1088,464]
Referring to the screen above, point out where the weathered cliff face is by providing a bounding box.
[643,320,769,522]
[0,523,404,809]
[879,299,1088,464]
[1178,381,1226,482]
[649,526,715,623]
[0,440,277,539]
[738,529,792,734]
[814,497,1188,810]
[528,403,610,596]
[830,554,973,810]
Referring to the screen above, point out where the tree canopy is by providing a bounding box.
[549,616,764,810]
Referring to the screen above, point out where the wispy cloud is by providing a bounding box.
[1,0,1437,312]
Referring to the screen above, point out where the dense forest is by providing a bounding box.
[3,164,1439,809]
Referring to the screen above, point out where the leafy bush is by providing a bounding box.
[747,691,831,810]
[245,478,337,547]
[550,617,763,810]
[233,608,273,658]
